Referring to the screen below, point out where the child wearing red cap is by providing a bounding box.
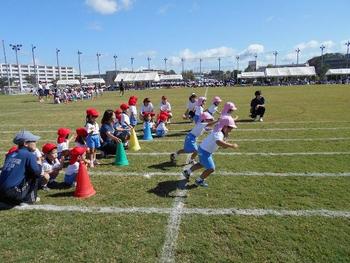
[143,112,156,134]
[41,143,62,189]
[160,96,172,123]
[57,128,72,161]
[85,108,101,167]
[75,127,88,147]
[156,113,169,137]
[120,103,133,148]
[128,96,138,127]
[64,146,87,187]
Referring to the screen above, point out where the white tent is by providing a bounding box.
[159,74,183,80]
[56,79,80,85]
[265,66,316,77]
[325,68,350,76]
[115,72,160,82]
[238,72,265,79]
[81,78,105,84]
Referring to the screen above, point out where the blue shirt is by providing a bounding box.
[100,123,115,143]
[0,147,42,191]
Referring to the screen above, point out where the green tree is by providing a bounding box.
[182,70,195,81]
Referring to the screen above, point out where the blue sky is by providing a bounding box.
[1,0,349,74]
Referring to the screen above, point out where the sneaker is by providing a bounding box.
[170,153,176,163]
[35,196,41,202]
[195,178,208,187]
[182,169,191,180]
[259,118,263,122]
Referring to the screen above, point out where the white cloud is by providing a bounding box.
[88,21,103,31]
[137,50,157,58]
[295,40,319,50]
[239,44,264,60]
[173,46,235,62]
[85,0,133,15]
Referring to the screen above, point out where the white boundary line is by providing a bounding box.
[6,204,350,218]
[89,171,350,177]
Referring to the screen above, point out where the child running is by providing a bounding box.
[207,96,222,117]
[85,108,101,167]
[220,101,238,118]
[182,115,238,187]
[170,112,216,165]
[194,97,206,123]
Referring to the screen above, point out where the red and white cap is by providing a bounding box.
[212,96,222,103]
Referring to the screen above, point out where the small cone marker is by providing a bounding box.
[74,161,96,198]
[129,128,141,151]
[143,122,153,141]
[115,142,129,166]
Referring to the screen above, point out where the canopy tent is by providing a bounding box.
[325,68,350,76]
[159,74,183,81]
[265,66,316,77]
[237,72,265,79]
[115,72,160,82]
[56,79,80,86]
[81,78,105,84]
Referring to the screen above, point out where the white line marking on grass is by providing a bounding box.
[3,204,349,218]
[159,177,188,263]
[89,171,350,177]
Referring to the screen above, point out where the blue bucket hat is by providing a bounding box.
[13,130,40,145]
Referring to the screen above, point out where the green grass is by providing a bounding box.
[1,84,350,262]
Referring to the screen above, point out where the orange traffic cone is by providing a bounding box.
[74,161,96,198]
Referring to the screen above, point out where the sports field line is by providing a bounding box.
[4,204,350,218]
[1,127,350,134]
[89,171,350,177]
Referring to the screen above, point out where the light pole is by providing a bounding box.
[236,56,240,71]
[199,58,202,74]
[77,50,82,83]
[10,44,23,92]
[273,51,278,66]
[56,48,61,80]
[147,57,151,70]
[2,40,10,89]
[345,41,350,68]
[164,57,167,71]
[96,53,101,78]
[254,54,258,71]
[181,58,184,73]
[295,48,301,65]
[320,45,325,68]
[113,55,118,72]
[218,57,221,80]
[31,45,38,86]
[131,57,134,72]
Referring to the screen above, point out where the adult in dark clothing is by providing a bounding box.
[0,131,42,205]
[119,79,125,97]
[250,90,266,122]
[100,110,122,155]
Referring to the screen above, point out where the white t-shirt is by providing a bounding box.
[86,122,100,135]
[160,102,171,112]
[207,104,218,115]
[129,105,137,116]
[156,122,167,132]
[42,158,61,174]
[187,101,197,111]
[140,103,154,114]
[65,162,80,176]
[57,141,69,153]
[33,148,42,158]
[195,105,203,116]
[121,113,130,126]
[190,122,208,137]
[200,131,224,153]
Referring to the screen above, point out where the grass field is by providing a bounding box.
[0,85,350,262]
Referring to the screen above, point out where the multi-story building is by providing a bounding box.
[0,63,78,82]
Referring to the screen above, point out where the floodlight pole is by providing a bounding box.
[199,58,202,74]
[295,48,301,65]
[77,50,82,83]
[345,41,350,68]
[164,57,167,71]
[218,57,221,80]
[31,45,38,86]
[10,43,23,92]
[273,51,278,66]
[320,45,325,68]
[96,53,101,78]
[254,54,258,71]
[236,56,240,71]
[113,55,118,72]
[131,57,134,72]
[2,40,10,90]
[56,48,61,80]
[181,58,184,73]
[147,57,151,70]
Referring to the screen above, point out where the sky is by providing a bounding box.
[1,0,349,74]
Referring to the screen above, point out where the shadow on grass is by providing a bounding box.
[0,201,15,210]
[236,118,255,123]
[148,161,184,171]
[148,178,197,198]
[48,191,75,198]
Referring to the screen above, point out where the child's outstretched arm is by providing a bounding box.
[216,140,238,149]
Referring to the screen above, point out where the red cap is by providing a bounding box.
[115,108,122,115]
[128,96,138,106]
[57,128,71,143]
[120,103,129,111]
[86,108,99,117]
[42,143,57,154]
[76,127,88,137]
[7,146,18,155]
[143,111,155,117]
[69,146,86,165]
[159,114,168,122]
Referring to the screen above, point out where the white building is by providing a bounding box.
[0,63,78,82]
